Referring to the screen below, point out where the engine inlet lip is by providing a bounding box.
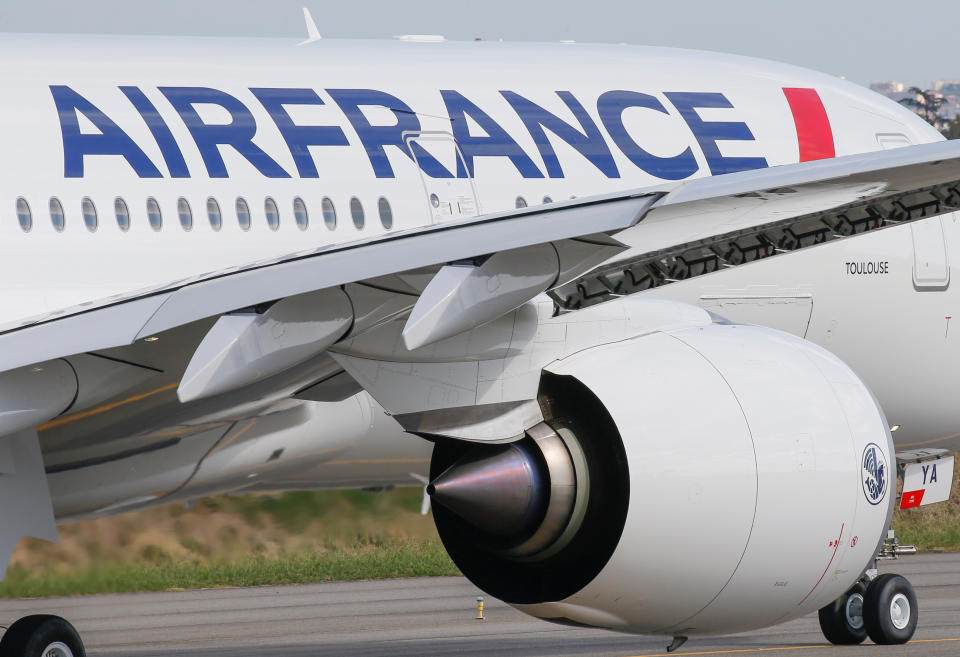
[426,371,631,605]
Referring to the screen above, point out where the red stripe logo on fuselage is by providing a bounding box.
[782,88,836,162]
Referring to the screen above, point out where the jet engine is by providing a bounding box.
[428,322,894,636]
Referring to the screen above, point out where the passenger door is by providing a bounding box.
[403,131,481,224]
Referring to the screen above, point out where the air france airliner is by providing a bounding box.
[0,25,957,656]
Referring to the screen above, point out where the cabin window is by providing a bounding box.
[378,197,393,230]
[81,197,98,232]
[177,197,193,231]
[115,198,130,231]
[322,197,337,230]
[207,197,222,231]
[543,196,553,204]
[50,198,65,232]
[265,197,280,231]
[236,197,251,231]
[293,197,309,231]
[147,198,162,231]
[515,196,528,209]
[350,197,364,230]
[15,198,31,232]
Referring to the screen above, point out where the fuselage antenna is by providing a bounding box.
[297,7,322,46]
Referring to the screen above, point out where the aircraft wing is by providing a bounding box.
[553,139,960,308]
[0,190,657,374]
[3,138,960,381]
[0,135,958,571]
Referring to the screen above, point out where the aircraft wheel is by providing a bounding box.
[863,574,918,644]
[0,614,85,657]
[817,580,867,644]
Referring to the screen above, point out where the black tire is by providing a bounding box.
[818,580,868,644]
[0,614,85,657]
[863,574,918,645]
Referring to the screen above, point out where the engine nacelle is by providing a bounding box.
[429,321,894,636]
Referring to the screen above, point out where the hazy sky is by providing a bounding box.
[1,0,957,87]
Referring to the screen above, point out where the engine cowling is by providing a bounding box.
[429,321,894,636]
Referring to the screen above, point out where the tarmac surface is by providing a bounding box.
[0,553,957,656]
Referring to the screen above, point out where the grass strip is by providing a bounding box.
[0,538,459,599]
[892,516,960,551]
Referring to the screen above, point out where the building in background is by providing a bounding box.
[870,80,959,134]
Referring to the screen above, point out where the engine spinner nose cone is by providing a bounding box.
[428,444,546,536]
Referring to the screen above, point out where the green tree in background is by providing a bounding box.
[898,87,952,135]
[899,87,944,124]
[944,115,960,140]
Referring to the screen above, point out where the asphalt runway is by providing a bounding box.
[0,553,958,657]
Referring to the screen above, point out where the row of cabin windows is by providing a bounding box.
[13,196,395,234]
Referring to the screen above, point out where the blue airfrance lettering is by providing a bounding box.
[159,86,290,178]
[52,85,771,182]
[597,90,698,181]
[250,88,349,179]
[328,89,452,179]
[442,90,544,179]
[501,91,618,179]
[119,86,190,178]
[664,92,769,175]
[52,85,163,178]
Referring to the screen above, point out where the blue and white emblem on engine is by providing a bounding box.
[861,442,888,505]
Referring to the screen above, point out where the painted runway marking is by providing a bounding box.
[627,637,960,657]
[37,381,179,430]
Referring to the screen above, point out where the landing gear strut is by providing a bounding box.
[0,615,85,657]
[818,573,918,645]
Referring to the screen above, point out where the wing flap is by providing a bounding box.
[554,140,960,309]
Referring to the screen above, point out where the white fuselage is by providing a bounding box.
[2,34,956,518]
[0,35,937,322]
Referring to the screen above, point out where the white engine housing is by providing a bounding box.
[513,322,894,635]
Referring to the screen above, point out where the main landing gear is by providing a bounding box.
[0,615,85,657]
[818,580,867,644]
[818,573,918,645]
